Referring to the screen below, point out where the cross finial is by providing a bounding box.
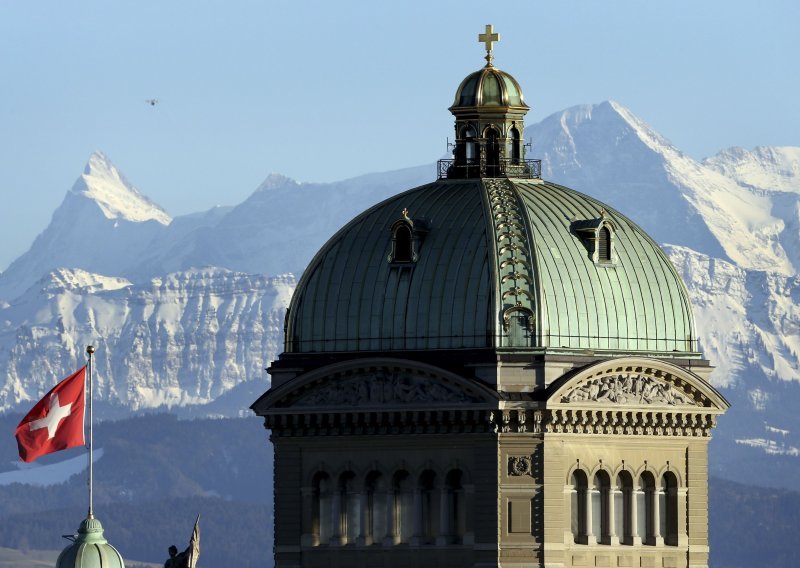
[478,24,500,66]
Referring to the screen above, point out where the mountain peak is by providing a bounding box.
[703,146,800,193]
[256,173,299,192]
[71,152,172,225]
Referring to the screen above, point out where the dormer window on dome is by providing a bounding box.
[572,210,618,265]
[438,25,541,181]
[388,208,429,265]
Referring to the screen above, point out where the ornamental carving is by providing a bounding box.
[294,371,481,407]
[508,455,533,477]
[561,374,698,407]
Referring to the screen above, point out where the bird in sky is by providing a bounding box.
[145,99,159,106]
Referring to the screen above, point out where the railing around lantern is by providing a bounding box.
[437,158,542,180]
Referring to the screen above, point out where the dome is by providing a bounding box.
[285,179,697,357]
[451,66,527,109]
[56,516,125,568]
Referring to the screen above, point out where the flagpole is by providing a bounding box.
[86,345,95,519]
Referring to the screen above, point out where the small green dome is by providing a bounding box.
[451,66,527,108]
[56,516,125,568]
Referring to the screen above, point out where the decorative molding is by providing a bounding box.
[546,408,716,437]
[490,409,543,434]
[484,178,536,345]
[293,370,482,407]
[508,455,534,477]
[561,373,699,407]
[266,408,493,438]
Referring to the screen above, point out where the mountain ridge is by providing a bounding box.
[1,102,799,490]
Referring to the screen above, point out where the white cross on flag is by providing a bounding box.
[14,367,86,463]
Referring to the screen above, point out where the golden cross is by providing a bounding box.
[478,24,500,65]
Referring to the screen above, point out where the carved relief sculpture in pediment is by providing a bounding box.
[561,373,699,407]
[293,370,483,408]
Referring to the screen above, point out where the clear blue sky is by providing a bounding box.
[1,1,798,271]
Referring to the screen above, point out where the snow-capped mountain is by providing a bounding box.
[529,102,800,276]
[703,146,800,194]
[0,266,293,411]
[0,152,172,301]
[0,104,798,489]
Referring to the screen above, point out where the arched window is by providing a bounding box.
[332,472,359,545]
[509,127,521,163]
[593,471,611,544]
[388,470,414,544]
[392,224,413,263]
[444,469,465,544]
[463,125,477,162]
[312,472,332,545]
[662,472,679,546]
[486,127,500,176]
[598,226,612,262]
[364,471,386,545]
[616,471,634,545]
[417,470,438,544]
[570,470,589,544]
[639,472,656,545]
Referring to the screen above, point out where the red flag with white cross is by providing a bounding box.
[14,367,86,463]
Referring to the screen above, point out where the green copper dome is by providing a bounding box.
[56,516,125,568]
[451,66,527,109]
[285,178,697,357]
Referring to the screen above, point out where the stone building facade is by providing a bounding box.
[252,26,728,568]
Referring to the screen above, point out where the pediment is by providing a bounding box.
[252,358,499,414]
[547,357,729,412]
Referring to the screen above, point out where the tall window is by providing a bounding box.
[365,471,386,545]
[510,127,521,163]
[571,470,588,543]
[616,471,634,545]
[392,224,413,263]
[391,470,414,543]
[445,469,465,544]
[598,226,612,262]
[639,472,656,545]
[312,472,332,544]
[463,126,477,161]
[486,128,500,176]
[662,472,679,546]
[593,471,611,544]
[336,471,359,544]
[419,470,438,544]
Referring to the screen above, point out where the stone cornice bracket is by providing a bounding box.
[544,408,716,437]
[266,408,496,438]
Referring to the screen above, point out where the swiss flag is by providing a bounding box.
[15,367,86,463]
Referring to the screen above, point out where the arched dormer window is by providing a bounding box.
[393,224,413,262]
[598,226,612,263]
[571,213,617,265]
[388,208,429,265]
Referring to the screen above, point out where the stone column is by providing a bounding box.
[608,487,619,545]
[585,488,596,545]
[357,491,371,546]
[436,488,451,546]
[383,490,398,546]
[653,487,664,546]
[631,488,642,546]
[410,488,423,545]
[678,487,689,547]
